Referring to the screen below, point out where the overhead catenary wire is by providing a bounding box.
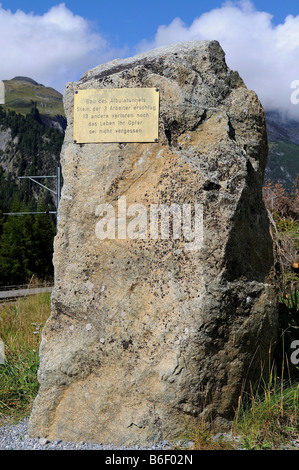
[3,166,61,217]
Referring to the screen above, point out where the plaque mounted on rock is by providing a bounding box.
[73,88,159,143]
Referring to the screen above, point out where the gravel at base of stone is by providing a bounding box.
[1,418,298,451]
[0,418,173,450]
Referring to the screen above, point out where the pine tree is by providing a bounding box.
[0,201,35,285]
[32,202,56,280]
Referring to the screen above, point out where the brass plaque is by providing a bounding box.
[73,88,159,143]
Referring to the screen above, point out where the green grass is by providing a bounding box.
[233,378,299,450]
[233,209,299,450]
[0,347,40,422]
[178,419,238,450]
[180,372,299,450]
[0,292,51,424]
[3,78,64,117]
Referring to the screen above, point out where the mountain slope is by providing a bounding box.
[3,76,64,116]
[0,106,63,212]
[0,77,64,284]
[2,76,66,132]
[265,111,299,191]
[0,77,65,213]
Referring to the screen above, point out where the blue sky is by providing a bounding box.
[0,1,299,117]
[1,1,298,46]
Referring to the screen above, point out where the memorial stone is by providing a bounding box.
[29,40,278,446]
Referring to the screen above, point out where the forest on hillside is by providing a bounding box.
[0,106,63,286]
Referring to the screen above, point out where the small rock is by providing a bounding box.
[39,437,49,446]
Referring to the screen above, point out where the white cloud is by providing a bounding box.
[1,1,299,119]
[137,0,299,119]
[0,3,121,92]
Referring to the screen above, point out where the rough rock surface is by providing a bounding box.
[29,40,278,446]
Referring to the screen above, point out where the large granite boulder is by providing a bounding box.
[29,40,278,446]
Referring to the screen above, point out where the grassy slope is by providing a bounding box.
[2,78,64,117]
